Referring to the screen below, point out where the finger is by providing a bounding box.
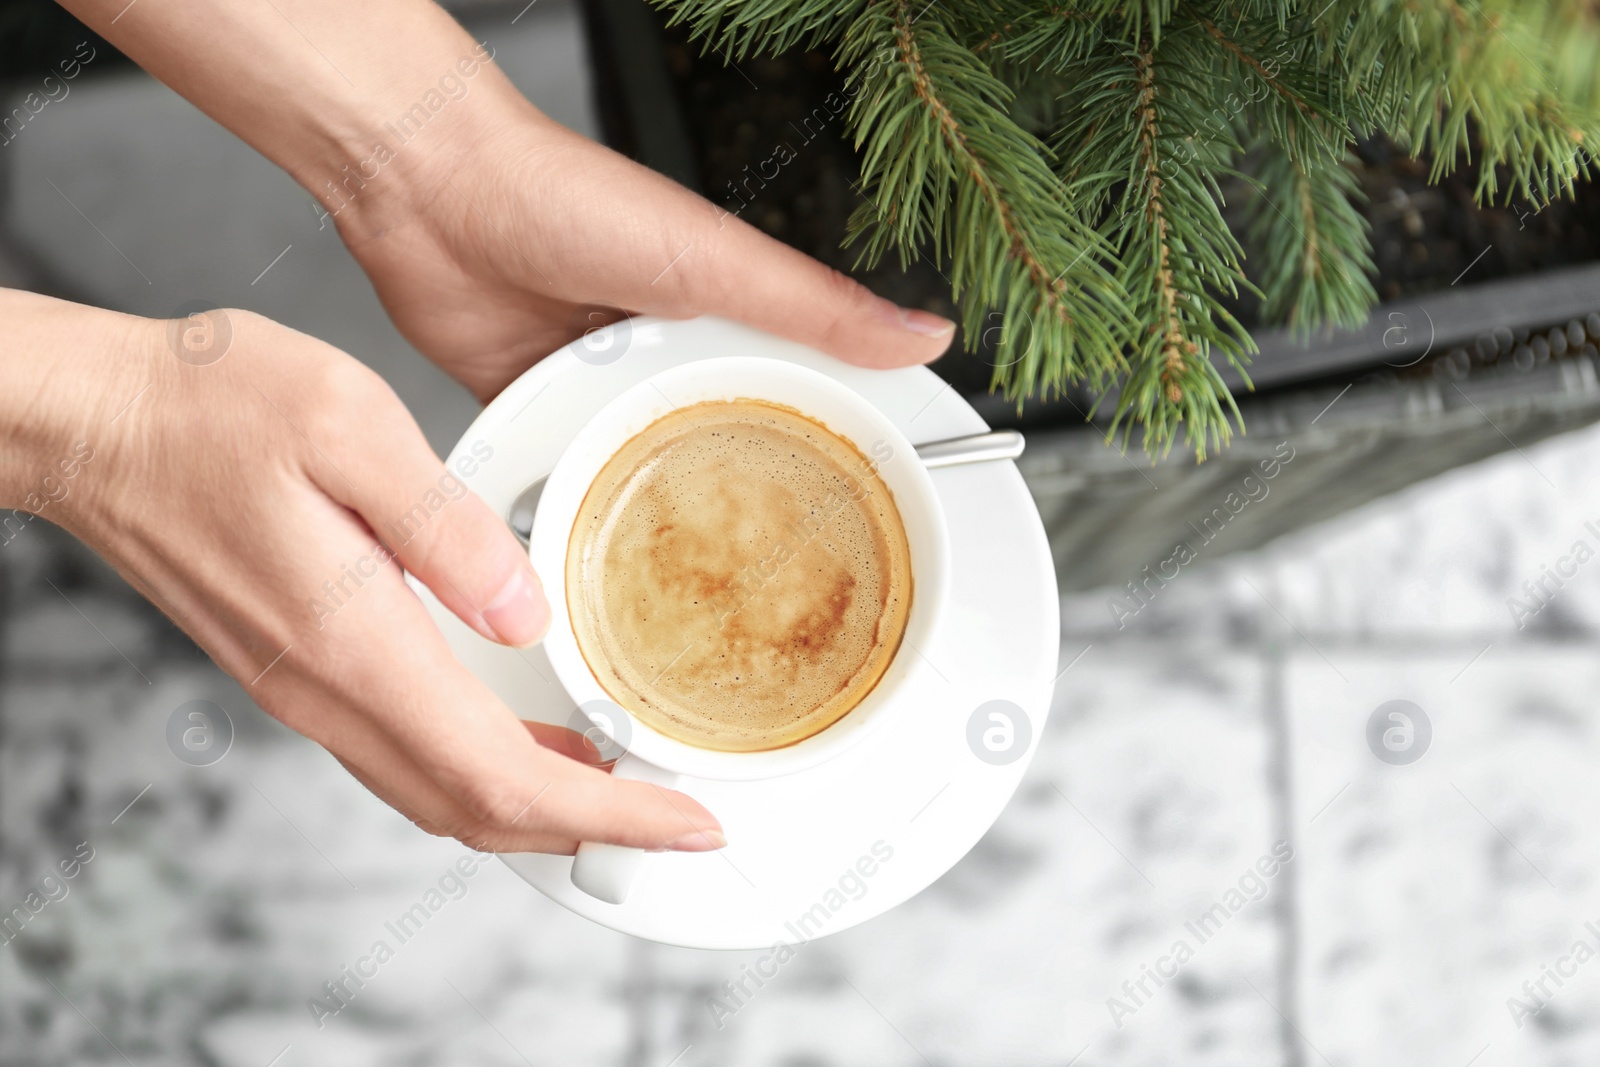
[246,508,589,853]
[339,735,715,855]
[671,217,957,370]
[526,769,729,852]
[278,636,587,853]
[305,572,724,852]
[425,731,726,852]
[317,372,550,648]
[524,720,605,766]
[333,749,578,855]
[560,138,956,369]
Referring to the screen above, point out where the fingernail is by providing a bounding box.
[668,828,727,852]
[480,568,550,647]
[875,298,955,337]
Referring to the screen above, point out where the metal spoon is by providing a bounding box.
[507,429,1024,545]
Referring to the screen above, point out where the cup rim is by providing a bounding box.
[528,355,949,782]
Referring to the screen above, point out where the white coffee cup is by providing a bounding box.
[529,356,950,904]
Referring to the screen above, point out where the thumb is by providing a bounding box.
[657,209,957,369]
[324,396,549,647]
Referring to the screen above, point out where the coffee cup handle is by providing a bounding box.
[570,752,682,905]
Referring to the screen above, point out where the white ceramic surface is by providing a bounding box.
[409,315,1060,949]
[531,356,951,782]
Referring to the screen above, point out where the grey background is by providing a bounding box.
[4,2,1600,1064]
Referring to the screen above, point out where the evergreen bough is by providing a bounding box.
[658,0,1600,457]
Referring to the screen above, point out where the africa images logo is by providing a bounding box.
[1366,700,1431,766]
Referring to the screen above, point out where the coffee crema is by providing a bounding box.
[565,398,913,752]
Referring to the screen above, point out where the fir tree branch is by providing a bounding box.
[1194,9,1351,165]
[891,6,1061,312]
[655,0,870,58]
[1133,46,1193,400]
[1000,5,1105,71]
[840,2,1131,398]
[1198,16,1312,118]
[1059,26,1252,457]
[1325,0,1600,202]
[1246,139,1376,330]
[1051,0,1181,47]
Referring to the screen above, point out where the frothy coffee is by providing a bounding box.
[565,398,913,752]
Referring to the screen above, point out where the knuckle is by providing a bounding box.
[817,270,877,346]
[394,518,443,574]
[447,823,499,852]
[702,248,746,308]
[309,356,392,416]
[823,267,874,311]
[459,834,499,854]
[457,776,541,831]
[453,816,528,853]
[415,808,496,850]
[216,306,269,335]
[296,356,398,449]
[405,807,542,855]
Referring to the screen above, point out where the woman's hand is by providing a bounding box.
[2,290,724,855]
[330,97,957,402]
[55,0,956,405]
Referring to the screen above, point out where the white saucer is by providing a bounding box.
[411,316,1059,949]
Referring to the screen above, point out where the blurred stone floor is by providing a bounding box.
[6,2,1600,1065]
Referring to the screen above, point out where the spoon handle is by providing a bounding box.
[511,429,1026,544]
[913,429,1025,469]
